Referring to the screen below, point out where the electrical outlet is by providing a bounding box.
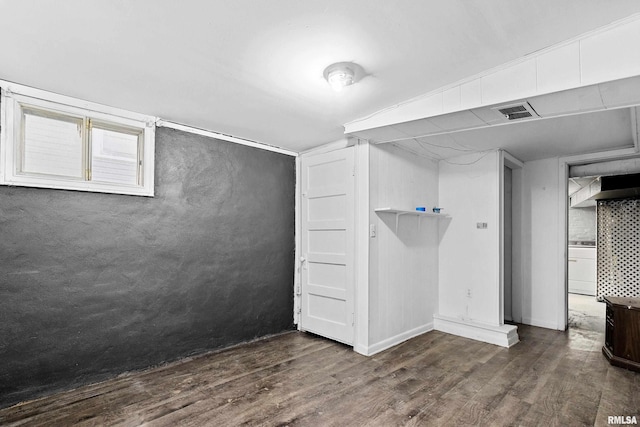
[370,224,376,238]
[467,288,472,297]
[476,222,488,229]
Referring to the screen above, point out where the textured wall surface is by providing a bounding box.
[0,127,295,408]
[569,206,596,242]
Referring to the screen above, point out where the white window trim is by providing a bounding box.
[0,81,156,197]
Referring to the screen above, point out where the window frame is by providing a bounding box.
[1,83,155,197]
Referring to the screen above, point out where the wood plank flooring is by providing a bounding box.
[1,324,638,426]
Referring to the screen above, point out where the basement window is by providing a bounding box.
[0,84,155,196]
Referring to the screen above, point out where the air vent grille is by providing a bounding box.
[492,102,538,121]
[498,105,528,116]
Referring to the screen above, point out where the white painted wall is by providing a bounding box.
[367,144,439,353]
[438,151,501,325]
[354,139,370,355]
[521,157,562,329]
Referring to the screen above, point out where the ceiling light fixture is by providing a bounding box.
[323,62,358,92]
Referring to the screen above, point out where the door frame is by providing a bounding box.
[499,150,524,325]
[557,146,640,330]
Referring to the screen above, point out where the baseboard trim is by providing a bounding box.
[521,317,560,330]
[433,314,519,348]
[355,322,434,356]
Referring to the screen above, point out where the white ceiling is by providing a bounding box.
[395,108,635,162]
[2,1,640,153]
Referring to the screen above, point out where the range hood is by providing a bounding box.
[597,174,640,200]
[570,173,640,207]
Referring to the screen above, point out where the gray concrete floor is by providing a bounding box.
[568,292,606,332]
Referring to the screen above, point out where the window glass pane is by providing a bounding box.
[91,127,139,185]
[22,111,83,178]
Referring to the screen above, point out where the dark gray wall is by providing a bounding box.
[0,127,295,408]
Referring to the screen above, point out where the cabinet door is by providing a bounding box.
[605,303,614,351]
[568,257,596,282]
[613,309,640,363]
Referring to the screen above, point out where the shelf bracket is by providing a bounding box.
[395,212,402,233]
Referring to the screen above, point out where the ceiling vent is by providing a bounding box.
[492,102,539,121]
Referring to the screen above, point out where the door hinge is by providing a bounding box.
[297,306,302,315]
[295,284,301,295]
[352,312,355,326]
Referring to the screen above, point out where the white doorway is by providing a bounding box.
[504,165,513,322]
[566,176,600,331]
[563,156,640,332]
[501,152,523,325]
[299,147,355,345]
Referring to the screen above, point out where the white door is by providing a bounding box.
[300,147,355,345]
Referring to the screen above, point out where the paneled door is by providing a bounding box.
[300,147,355,345]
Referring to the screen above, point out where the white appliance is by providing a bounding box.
[568,246,596,296]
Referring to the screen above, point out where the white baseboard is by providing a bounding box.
[355,322,434,356]
[433,314,519,348]
[521,317,561,330]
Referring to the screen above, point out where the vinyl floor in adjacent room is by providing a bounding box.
[1,322,638,426]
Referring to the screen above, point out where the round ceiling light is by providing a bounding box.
[323,62,358,92]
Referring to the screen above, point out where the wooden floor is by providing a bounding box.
[1,324,638,426]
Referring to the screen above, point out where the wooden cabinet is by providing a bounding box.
[602,296,640,372]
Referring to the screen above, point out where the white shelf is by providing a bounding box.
[374,207,449,218]
[374,207,449,232]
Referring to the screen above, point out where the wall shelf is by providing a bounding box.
[374,207,450,232]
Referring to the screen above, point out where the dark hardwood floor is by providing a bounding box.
[1,324,638,426]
